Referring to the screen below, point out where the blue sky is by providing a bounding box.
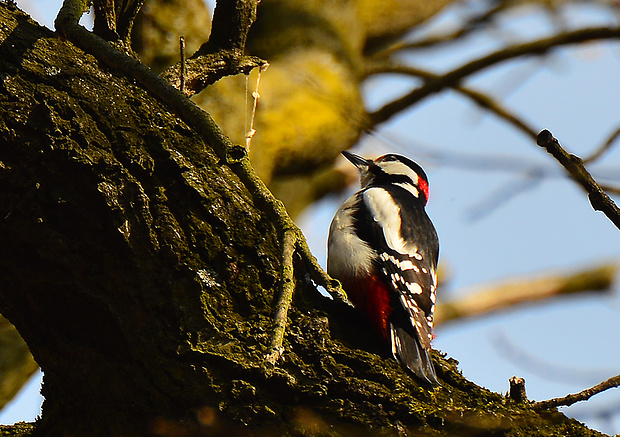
[7,0,620,434]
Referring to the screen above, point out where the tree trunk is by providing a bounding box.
[1,4,281,434]
[0,4,606,436]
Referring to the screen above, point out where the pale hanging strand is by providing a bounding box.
[245,63,269,151]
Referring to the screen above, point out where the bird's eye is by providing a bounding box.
[379,155,397,162]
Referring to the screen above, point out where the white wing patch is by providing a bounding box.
[406,282,423,295]
[399,260,416,271]
[363,188,418,256]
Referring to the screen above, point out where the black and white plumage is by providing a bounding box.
[327,151,439,384]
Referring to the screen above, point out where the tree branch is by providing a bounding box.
[369,0,510,56]
[435,263,617,326]
[537,129,620,231]
[162,52,266,96]
[366,62,538,140]
[159,0,267,96]
[202,0,256,53]
[264,230,296,365]
[367,26,620,127]
[583,124,620,164]
[92,0,144,45]
[534,374,620,411]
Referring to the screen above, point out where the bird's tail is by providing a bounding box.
[390,324,439,385]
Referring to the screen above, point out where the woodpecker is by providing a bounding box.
[327,151,439,384]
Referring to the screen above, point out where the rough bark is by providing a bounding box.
[0,3,608,436]
[1,4,280,434]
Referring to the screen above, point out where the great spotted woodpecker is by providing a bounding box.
[327,151,439,384]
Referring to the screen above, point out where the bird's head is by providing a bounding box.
[342,151,430,205]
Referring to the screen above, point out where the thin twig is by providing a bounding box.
[368,26,620,127]
[533,374,620,411]
[537,129,620,231]
[599,184,620,196]
[369,0,508,56]
[264,230,296,365]
[179,36,186,94]
[583,125,620,164]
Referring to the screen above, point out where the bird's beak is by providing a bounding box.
[342,151,371,169]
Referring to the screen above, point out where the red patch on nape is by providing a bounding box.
[343,275,393,340]
[417,177,429,204]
